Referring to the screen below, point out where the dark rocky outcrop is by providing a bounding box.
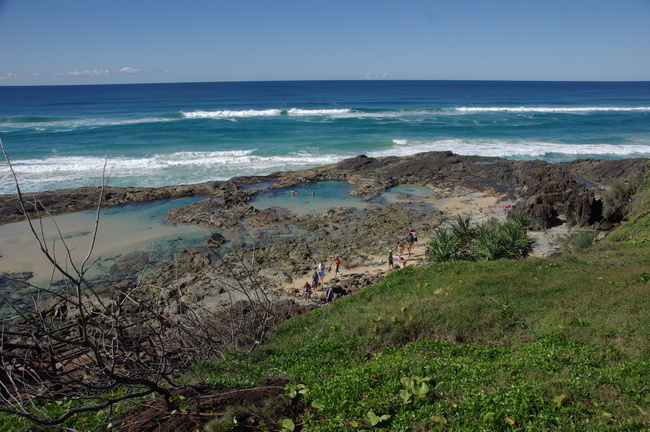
[0,181,235,225]
[205,232,227,247]
[558,158,650,186]
[1,152,648,230]
[510,161,602,228]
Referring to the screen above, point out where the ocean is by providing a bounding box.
[1,80,650,194]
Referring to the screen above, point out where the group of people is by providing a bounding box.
[291,189,316,198]
[303,256,341,303]
[387,228,418,269]
[301,228,420,301]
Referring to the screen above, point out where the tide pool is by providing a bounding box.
[250,181,369,214]
[379,185,438,204]
[0,197,211,296]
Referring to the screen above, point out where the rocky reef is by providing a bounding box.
[3,152,648,372]
[2,152,647,229]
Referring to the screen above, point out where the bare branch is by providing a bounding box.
[1,141,283,427]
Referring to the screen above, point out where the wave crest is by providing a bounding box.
[454,106,650,113]
[378,139,650,159]
[181,108,353,118]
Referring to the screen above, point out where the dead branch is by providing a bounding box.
[0,138,280,427]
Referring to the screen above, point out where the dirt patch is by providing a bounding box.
[117,378,311,432]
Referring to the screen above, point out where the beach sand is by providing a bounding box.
[0,186,573,314]
[281,191,575,306]
[284,192,531,303]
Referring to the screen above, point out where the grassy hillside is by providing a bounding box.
[3,179,649,431]
[199,182,650,431]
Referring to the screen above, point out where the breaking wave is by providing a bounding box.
[375,139,650,159]
[0,149,344,194]
[181,108,354,118]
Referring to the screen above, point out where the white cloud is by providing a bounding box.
[56,69,110,77]
[0,72,20,80]
[116,67,146,75]
[55,67,148,78]
[362,72,390,79]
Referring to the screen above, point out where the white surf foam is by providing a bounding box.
[0,149,345,193]
[0,116,177,133]
[181,108,353,119]
[182,109,282,118]
[3,139,649,194]
[5,106,647,133]
[371,139,650,159]
[454,106,650,114]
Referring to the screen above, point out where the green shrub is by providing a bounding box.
[603,178,635,222]
[427,227,459,262]
[428,214,534,262]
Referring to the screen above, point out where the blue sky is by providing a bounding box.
[1,0,649,85]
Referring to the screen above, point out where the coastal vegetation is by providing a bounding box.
[193,180,649,431]
[1,153,649,430]
[427,213,535,262]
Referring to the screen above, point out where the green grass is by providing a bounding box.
[3,178,650,430]
[195,240,650,431]
[199,178,650,431]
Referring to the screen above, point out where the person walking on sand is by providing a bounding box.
[408,228,418,245]
[406,240,413,258]
[317,262,325,284]
[303,281,312,300]
[397,242,404,255]
[333,256,342,276]
[312,271,319,289]
[387,249,394,269]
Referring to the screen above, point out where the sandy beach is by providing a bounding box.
[280,190,579,307]
[283,192,520,303]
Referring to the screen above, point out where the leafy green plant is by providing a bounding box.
[365,410,391,427]
[399,376,432,403]
[427,226,459,262]
[279,418,295,431]
[428,214,535,263]
[284,383,309,399]
[636,272,650,283]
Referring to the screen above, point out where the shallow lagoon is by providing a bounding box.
[250,181,369,214]
[378,185,438,204]
[0,182,444,310]
[0,197,211,292]
[249,182,440,214]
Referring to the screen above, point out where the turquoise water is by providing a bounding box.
[0,197,210,290]
[1,81,649,194]
[250,181,367,214]
[379,185,438,204]
[250,182,444,215]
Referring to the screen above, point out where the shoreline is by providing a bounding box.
[1,152,648,227]
[2,152,649,316]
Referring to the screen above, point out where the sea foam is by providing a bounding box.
[453,107,650,113]
[0,116,176,133]
[181,108,353,119]
[0,149,344,194]
[372,139,650,160]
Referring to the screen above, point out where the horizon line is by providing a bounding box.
[2,78,650,88]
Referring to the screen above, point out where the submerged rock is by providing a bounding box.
[205,232,227,248]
